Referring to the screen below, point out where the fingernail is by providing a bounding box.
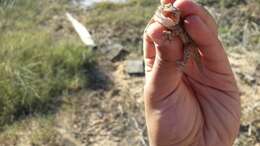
[184,15,202,25]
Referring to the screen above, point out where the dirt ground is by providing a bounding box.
[50,48,260,146]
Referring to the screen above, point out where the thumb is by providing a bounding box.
[144,22,184,99]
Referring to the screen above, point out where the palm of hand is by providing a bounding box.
[143,1,240,146]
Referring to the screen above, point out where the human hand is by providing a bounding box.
[143,0,241,146]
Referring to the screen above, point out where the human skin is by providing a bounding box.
[143,0,241,146]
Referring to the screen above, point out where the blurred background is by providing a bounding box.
[0,0,259,145]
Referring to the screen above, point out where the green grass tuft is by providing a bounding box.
[0,0,95,126]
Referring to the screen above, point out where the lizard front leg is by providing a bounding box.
[163,30,173,41]
[162,26,182,41]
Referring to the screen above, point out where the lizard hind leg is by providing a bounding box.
[176,44,193,71]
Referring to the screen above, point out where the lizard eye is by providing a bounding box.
[172,9,181,18]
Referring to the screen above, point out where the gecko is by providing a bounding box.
[151,3,203,71]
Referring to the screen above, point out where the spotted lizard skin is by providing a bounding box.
[153,3,203,71]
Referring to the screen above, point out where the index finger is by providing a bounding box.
[174,0,218,35]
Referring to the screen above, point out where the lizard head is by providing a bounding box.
[161,3,181,24]
[171,7,181,24]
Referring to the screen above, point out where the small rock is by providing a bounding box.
[55,24,64,32]
[240,124,250,133]
[125,60,144,76]
[106,44,128,62]
[242,74,256,85]
[256,129,260,143]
